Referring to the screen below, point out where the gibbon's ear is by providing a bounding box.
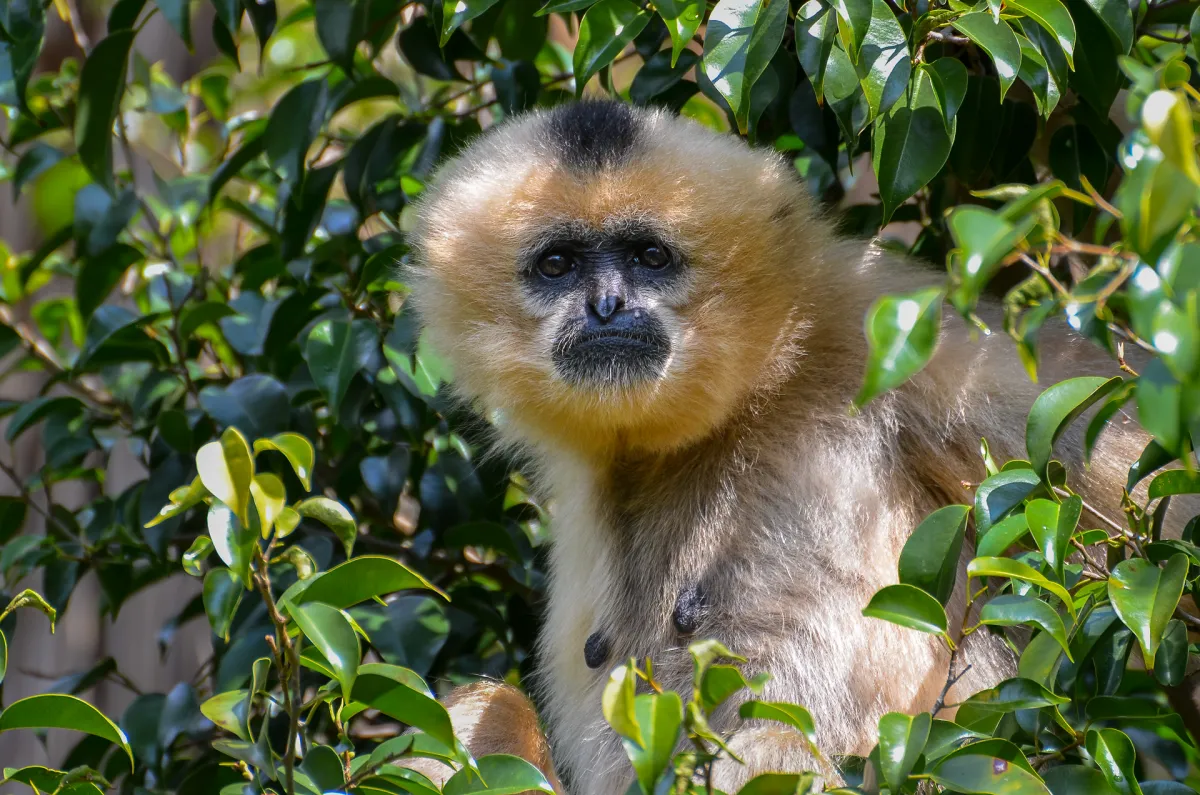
[400,681,563,793]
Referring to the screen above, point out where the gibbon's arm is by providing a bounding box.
[401,681,564,792]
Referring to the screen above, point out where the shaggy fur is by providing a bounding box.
[405,100,1161,794]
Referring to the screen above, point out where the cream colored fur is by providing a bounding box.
[405,102,1163,794]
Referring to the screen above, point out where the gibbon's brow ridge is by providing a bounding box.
[543,99,641,171]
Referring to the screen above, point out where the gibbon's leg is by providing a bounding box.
[401,681,563,792]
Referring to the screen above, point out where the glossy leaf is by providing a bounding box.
[351,663,457,752]
[878,711,931,791]
[202,567,242,641]
[795,1,836,99]
[1027,377,1124,477]
[289,602,361,700]
[196,427,254,528]
[702,0,788,133]
[874,66,951,225]
[602,662,642,746]
[574,0,651,95]
[295,497,357,557]
[898,504,969,604]
[979,595,1073,658]
[1024,496,1080,581]
[862,583,949,637]
[75,31,136,188]
[623,691,683,795]
[1086,728,1142,795]
[1108,554,1188,668]
[854,287,944,407]
[305,319,378,413]
[968,557,1074,615]
[288,555,443,608]
[853,0,910,119]
[653,0,704,66]
[952,13,1020,100]
[444,754,555,795]
[1006,0,1075,67]
[253,432,315,490]
[0,694,133,769]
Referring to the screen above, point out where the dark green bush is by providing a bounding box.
[0,0,1199,792]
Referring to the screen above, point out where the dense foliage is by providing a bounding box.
[0,0,1199,792]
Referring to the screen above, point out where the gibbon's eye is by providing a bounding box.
[537,251,575,279]
[636,244,671,269]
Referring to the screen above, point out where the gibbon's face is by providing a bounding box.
[408,100,815,453]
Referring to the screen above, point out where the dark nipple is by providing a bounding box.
[584,631,609,669]
[673,582,708,635]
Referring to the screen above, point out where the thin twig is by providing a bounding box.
[932,649,972,716]
[61,0,91,52]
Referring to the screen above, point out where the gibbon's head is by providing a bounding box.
[408,100,824,455]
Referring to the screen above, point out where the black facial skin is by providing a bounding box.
[526,232,677,389]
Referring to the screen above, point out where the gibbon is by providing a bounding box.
[404,98,1159,794]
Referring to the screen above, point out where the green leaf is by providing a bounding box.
[207,501,255,585]
[794,2,836,100]
[305,319,378,413]
[736,774,815,795]
[0,694,133,769]
[873,66,951,224]
[1148,469,1200,500]
[979,594,1073,659]
[977,512,1031,558]
[968,557,1075,615]
[878,711,931,792]
[252,432,314,491]
[948,205,1035,312]
[250,473,286,538]
[265,78,329,186]
[574,0,651,94]
[153,0,192,48]
[1127,440,1175,492]
[898,505,969,605]
[1005,0,1074,67]
[1026,377,1124,477]
[196,427,254,528]
[1016,33,1061,118]
[952,13,1020,100]
[738,701,819,755]
[182,536,213,576]
[962,676,1069,713]
[1108,554,1188,668]
[295,497,357,557]
[288,555,444,609]
[289,602,360,701]
[862,583,949,637]
[602,661,642,746]
[930,752,1052,794]
[1024,496,1080,581]
[1042,765,1121,794]
[853,0,910,120]
[75,30,135,188]
[0,497,27,546]
[1154,618,1188,686]
[1082,0,1132,52]
[830,0,871,61]
[651,0,703,66]
[622,692,683,795]
[4,396,85,443]
[1086,728,1142,795]
[76,244,142,322]
[440,0,504,46]
[200,689,249,741]
[202,567,242,641]
[854,287,944,407]
[315,0,369,69]
[702,0,788,133]
[351,663,457,752]
[444,754,555,795]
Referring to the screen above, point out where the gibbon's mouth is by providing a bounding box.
[552,326,671,388]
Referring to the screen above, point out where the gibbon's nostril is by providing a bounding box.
[591,292,624,321]
[673,582,707,635]
[584,631,609,669]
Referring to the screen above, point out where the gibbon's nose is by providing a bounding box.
[589,291,625,323]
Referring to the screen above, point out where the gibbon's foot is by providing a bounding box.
[400,681,563,794]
